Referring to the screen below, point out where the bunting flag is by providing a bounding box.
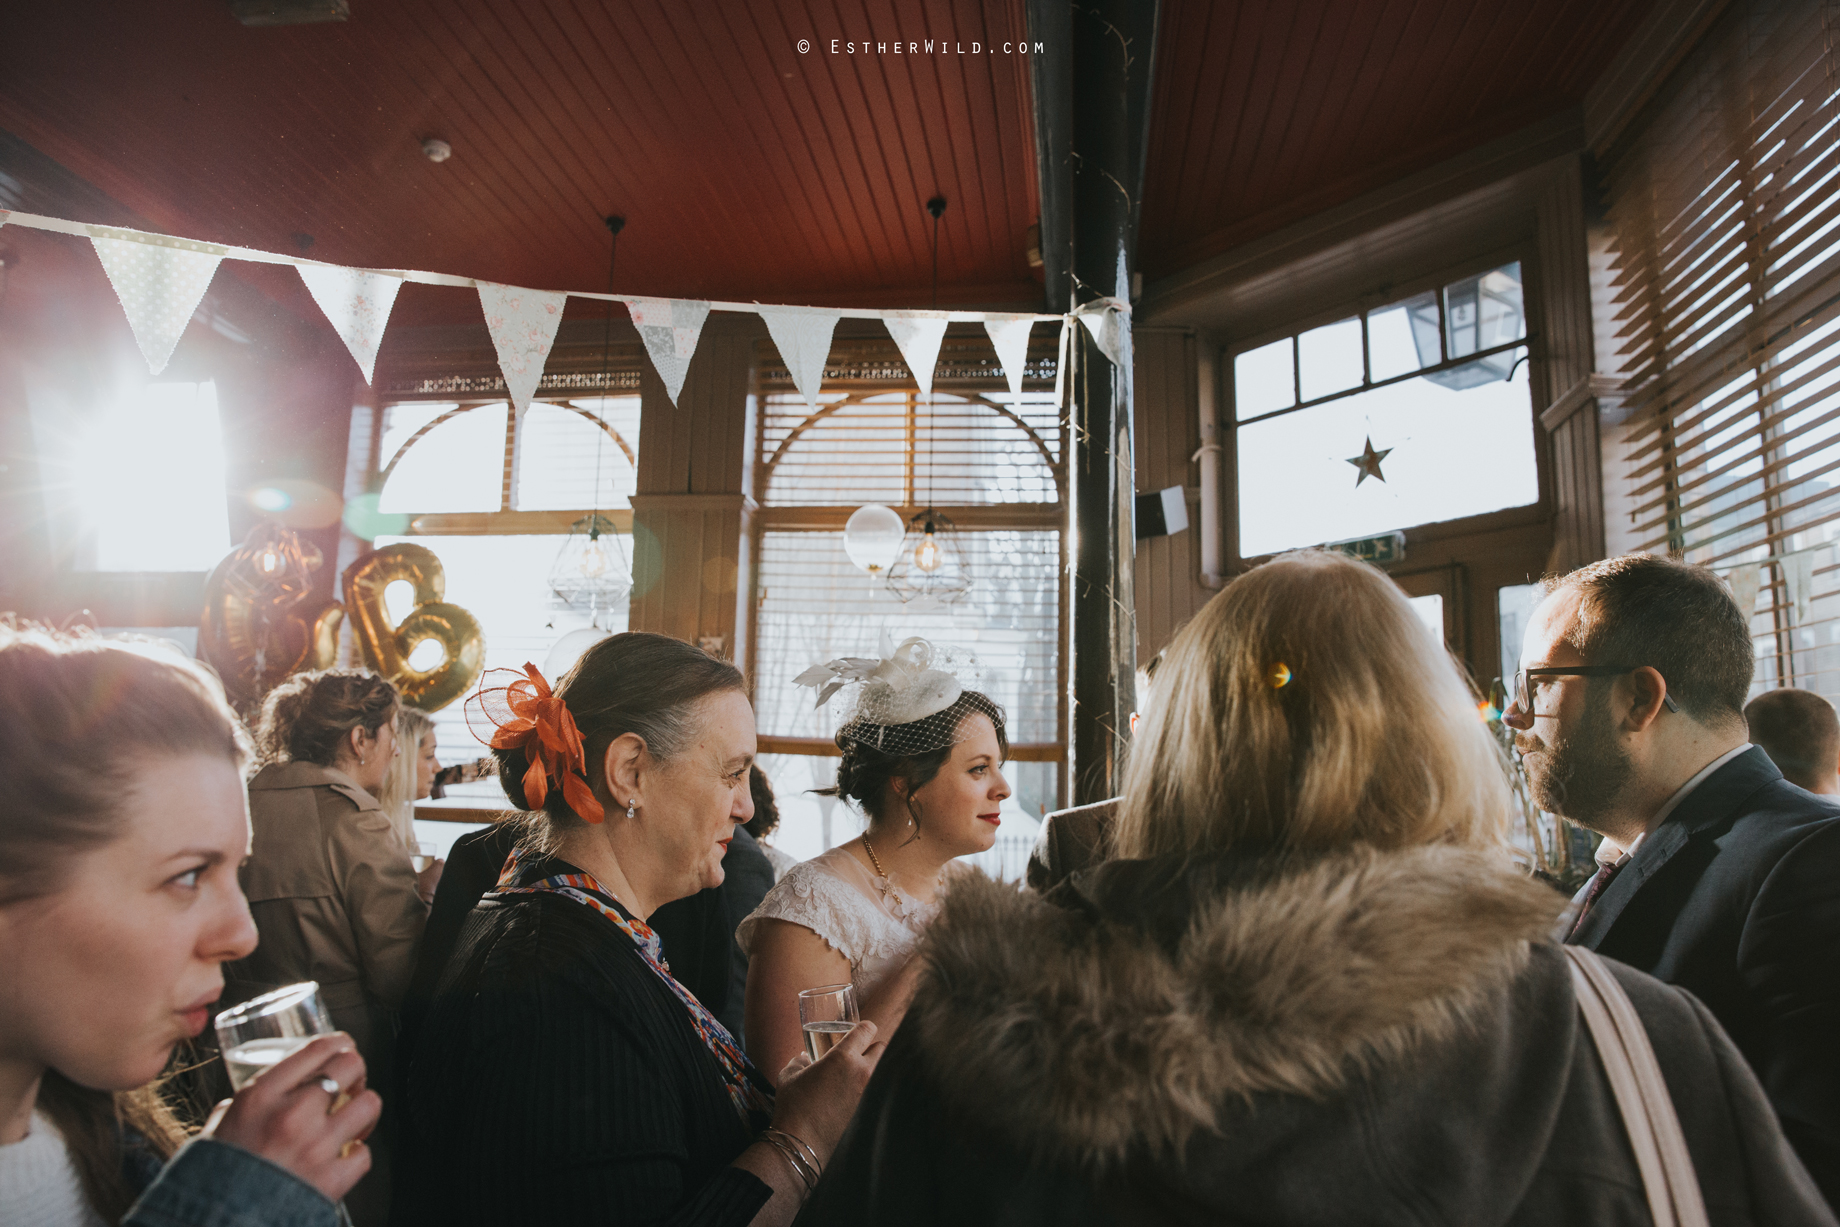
[2,210,1065,409]
[1073,297,1132,370]
[984,316,1035,400]
[1727,562,1763,620]
[628,297,710,406]
[1783,547,1821,624]
[883,315,949,396]
[477,281,567,413]
[297,264,404,384]
[759,306,841,414]
[88,226,227,376]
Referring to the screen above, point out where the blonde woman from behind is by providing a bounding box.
[800,550,1831,1227]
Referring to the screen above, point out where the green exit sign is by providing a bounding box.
[1327,531,1405,564]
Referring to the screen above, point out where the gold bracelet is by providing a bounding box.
[758,1132,816,1194]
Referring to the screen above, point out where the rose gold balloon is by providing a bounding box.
[199,524,344,710]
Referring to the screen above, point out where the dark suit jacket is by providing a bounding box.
[1568,745,1840,1201]
[1023,798,1117,893]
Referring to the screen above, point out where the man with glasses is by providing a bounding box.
[1505,553,1840,1199]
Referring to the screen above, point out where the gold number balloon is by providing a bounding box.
[341,543,486,712]
[200,524,344,711]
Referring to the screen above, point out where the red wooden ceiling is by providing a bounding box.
[0,0,1042,326]
[1140,0,1657,279]
[0,0,1654,327]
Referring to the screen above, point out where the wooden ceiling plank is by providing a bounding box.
[1264,0,1375,212]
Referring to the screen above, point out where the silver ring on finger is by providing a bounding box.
[318,1076,341,1096]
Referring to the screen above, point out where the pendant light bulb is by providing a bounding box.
[259,550,280,574]
[914,520,943,573]
[577,538,611,579]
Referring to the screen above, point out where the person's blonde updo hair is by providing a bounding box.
[255,668,399,767]
[1114,550,1510,861]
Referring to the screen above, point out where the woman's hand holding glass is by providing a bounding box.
[766,1016,885,1168]
[208,983,380,1203]
[205,1032,380,1202]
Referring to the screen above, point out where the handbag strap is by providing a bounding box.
[1562,945,1710,1227]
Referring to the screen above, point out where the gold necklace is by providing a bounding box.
[859,833,943,908]
[861,833,889,878]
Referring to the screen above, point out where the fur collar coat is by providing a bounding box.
[798,844,1833,1226]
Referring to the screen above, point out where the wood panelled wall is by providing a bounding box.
[1131,328,1217,666]
[1532,154,1606,573]
[627,315,763,670]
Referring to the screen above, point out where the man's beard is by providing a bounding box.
[1517,693,1633,833]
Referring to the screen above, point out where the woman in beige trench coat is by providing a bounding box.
[225,669,437,1226]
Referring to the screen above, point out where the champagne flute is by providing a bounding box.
[411,841,438,874]
[214,981,333,1091]
[798,982,859,1062]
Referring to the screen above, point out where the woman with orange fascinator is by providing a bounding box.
[393,633,885,1227]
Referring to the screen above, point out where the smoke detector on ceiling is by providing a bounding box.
[422,139,452,163]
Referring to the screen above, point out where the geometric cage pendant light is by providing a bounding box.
[883,506,971,608]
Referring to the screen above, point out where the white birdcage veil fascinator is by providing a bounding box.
[793,632,1002,756]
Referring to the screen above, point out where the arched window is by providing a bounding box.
[356,396,641,793]
[747,335,1066,879]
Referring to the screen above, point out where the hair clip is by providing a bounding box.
[1267,662,1293,689]
[465,663,604,823]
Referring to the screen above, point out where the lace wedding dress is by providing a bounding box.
[736,845,939,999]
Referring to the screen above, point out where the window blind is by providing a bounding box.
[1605,0,1840,693]
[757,390,1063,506]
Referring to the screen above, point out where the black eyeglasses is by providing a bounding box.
[1508,665,1681,715]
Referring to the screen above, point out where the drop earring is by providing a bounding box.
[626,800,636,820]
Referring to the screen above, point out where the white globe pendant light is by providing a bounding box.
[842,504,906,575]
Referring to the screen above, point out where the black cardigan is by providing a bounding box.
[391,855,772,1226]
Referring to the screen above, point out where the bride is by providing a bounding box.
[738,639,1011,1082]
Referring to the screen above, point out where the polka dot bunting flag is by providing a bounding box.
[87,226,226,375]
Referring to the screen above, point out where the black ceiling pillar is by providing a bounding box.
[1029,0,1159,805]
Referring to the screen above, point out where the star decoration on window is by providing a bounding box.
[1346,436,1392,486]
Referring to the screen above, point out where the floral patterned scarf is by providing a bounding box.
[484,848,774,1127]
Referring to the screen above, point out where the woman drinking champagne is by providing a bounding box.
[0,629,378,1226]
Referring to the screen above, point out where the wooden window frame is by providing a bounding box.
[747,333,1070,769]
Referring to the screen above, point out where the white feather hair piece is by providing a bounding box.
[793,632,978,733]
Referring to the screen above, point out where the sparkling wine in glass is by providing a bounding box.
[798,982,858,1063]
[412,841,438,874]
[214,981,333,1090]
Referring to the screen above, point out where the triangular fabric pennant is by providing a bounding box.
[297,264,404,384]
[1074,298,1132,370]
[884,315,949,395]
[88,228,226,375]
[759,306,840,413]
[1727,562,1763,620]
[1783,547,1822,624]
[628,297,711,407]
[984,316,1035,399]
[477,281,567,413]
